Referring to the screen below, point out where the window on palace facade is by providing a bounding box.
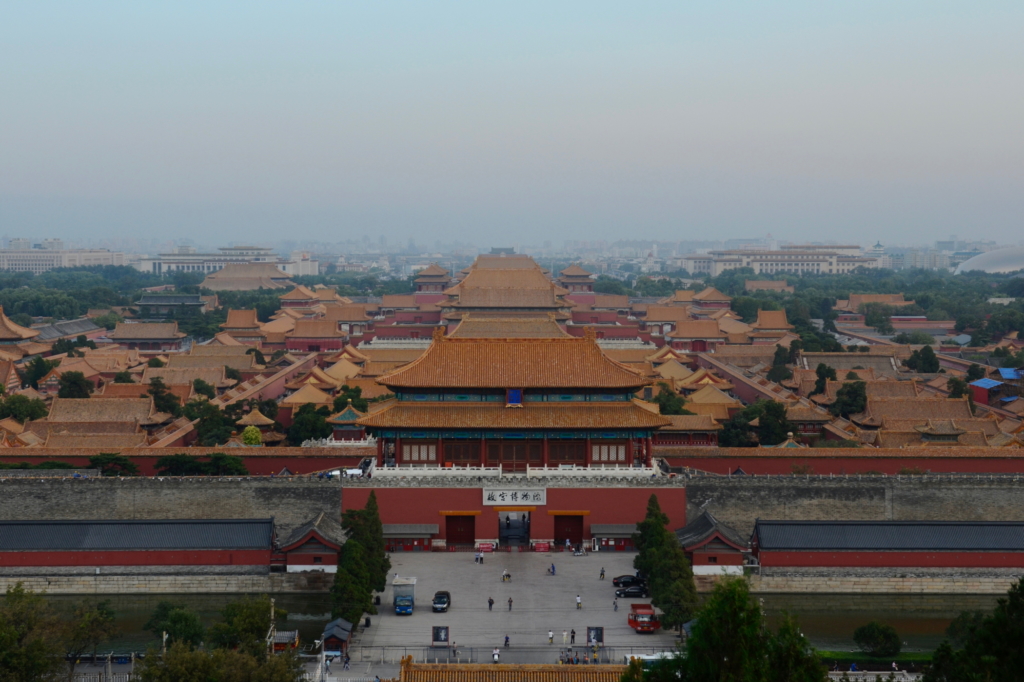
[506,389,523,406]
[592,444,627,463]
[403,443,437,462]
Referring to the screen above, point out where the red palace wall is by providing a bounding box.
[758,551,1024,568]
[0,549,270,567]
[343,486,687,542]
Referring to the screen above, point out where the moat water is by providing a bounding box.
[40,592,1001,655]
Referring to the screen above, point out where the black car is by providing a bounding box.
[432,591,451,612]
[612,575,646,588]
[615,585,650,598]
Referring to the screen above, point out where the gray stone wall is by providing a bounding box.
[685,474,1024,537]
[0,571,333,594]
[0,477,342,536]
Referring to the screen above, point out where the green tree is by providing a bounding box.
[924,576,1024,682]
[906,345,940,373]
[665,580,825,682]
[287,403,332,445]
[153,454,204,476]
[112,371,134,383]
[0,583,65,682]
[207,595,284,658]
[965,363,986,382]
[135,642,303,682]
[147,357,165,368]
[63,600,118,682]
[334,385,369,413]
[630,494,699,630]
[147,377,181,416]
[241,425,262,446]
[192,378,215,399]
[945,610,987,648]
[21,356,56,389]
[181,400,235,446]
[947,377,969,399]
[810,364,837,396]
[652,382,694,415]
[57,371,93,399]
[0,394,48,423]
[224,366,243,382]
[143,602,204,647]
[892,330,936,345]
[331,539,373,626]
[853,621,901,657]
[88,453,139,476]
[755,401,793,445]
[829,381,867,419]
[342,491,391,594]
[203,453,247,475]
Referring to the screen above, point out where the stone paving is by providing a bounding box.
[346,550,678,668]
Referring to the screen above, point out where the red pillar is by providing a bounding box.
[437,436,444,467]
[480,436,486,467]
[376,437,383,466]
[542,435,549,468]
[395,435,402,466]
[646,436,653,466]
[585,436,592,468]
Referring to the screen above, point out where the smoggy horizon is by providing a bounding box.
[3,2,1023,246]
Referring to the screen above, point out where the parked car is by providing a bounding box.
[432,591,452,612]
[612,575,646,588]
[615,585,650,599]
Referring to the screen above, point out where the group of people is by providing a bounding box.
[558,648,599,665]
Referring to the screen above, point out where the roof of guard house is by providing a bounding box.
[0,519,274,551]
[753,520,1024,551]
[46,397,154,423]
[376,332,650,389]
[675,510,748,550]
[666,321,727,340]
[559,264,593,278]
[751,310,793,330]
[415,263,451,278]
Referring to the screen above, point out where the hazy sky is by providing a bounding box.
[2,2,1023,247]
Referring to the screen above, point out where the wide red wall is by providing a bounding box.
[343,487,686,541]
[0,549,270,567]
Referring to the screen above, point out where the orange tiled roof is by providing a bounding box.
[752,310,793,331]
[643,306,695,323]
[399,662,626,682]
[357,401,671,430]
[667,321,726,340]
[659,290,697,304]
[109,322,185,340]
[450,315,569,338]
[222,309,260,329]
[559,264,593,278]
[0,306,40,341]
[321,305,374,323]
[416,263,450,278]
[663,415,722,431]
[692,286,732,302]
[466,254,546,270]
[200,263,292,291]
[279,285,317,301]
[745,280,794,293]
[381,294,419,308]
[377,334,650,389]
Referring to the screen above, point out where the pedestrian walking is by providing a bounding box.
[562,630,568,645]
[343,655,350,671]
[508,597,513,611]
[505,634,510,648]
[576,594,582,610]
[488,597,494,611]
[600,567,605,580]
[570,629,576,644]
[613,598,618,611]
[548,630,554,644]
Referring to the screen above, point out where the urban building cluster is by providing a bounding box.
[0,249,1022,611]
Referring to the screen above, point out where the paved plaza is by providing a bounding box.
[346,550,678,668]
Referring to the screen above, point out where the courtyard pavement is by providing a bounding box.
[344,550,679,670]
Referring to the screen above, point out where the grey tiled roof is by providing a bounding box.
[675,511,748,550]
[382,524,439,537]
[754,521,1024,551]
[590,524,637,537]
[0,519,273,551]
[33,318,101,341]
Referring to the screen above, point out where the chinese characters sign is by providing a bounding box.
[483,488,546,505]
